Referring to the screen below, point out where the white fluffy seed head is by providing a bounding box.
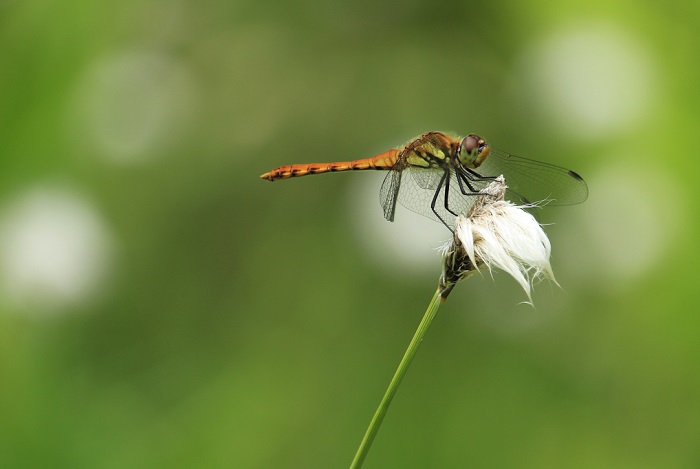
[440,176,556,302]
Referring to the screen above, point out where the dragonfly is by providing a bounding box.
[260,131,588,230]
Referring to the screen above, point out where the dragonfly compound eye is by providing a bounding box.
[461,135,480,155]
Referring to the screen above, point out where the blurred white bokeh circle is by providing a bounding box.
[348,172,448,277]
[553,162,681,287]
[516,22,656,139]
[0,185,114,314]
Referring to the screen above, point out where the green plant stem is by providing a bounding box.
[350,286,447,469]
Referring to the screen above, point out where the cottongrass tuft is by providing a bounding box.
[440,176,556,302]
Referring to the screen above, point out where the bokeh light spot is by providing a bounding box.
[517,22,656,139]
[0,185,114,314]
[348,172,448,276]
[554,162,681,287]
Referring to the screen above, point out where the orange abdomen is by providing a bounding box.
[260,149,399,181]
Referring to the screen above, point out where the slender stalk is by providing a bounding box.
[350,286,447,469]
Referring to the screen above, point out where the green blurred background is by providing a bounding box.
[1,0,699,467]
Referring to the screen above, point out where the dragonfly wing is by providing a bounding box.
[395,167,480,227]
[410,168,442,190]
[477,149,589,206]
[379,169,402,222]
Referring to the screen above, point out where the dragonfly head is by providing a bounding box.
[458,134,490,168]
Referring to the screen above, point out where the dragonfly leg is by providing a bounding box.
[456,169,481,195]
[430,172,454,232]
[442,169,459,218]
[464,168,496,181]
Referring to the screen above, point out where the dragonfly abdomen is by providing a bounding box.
[260,149,399,181]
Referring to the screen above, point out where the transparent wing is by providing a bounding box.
[476,148,589,205]
[392,167,487,228]
[379,168,402,222]
[409,167,441,190]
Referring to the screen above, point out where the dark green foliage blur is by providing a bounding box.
[1,0,699,467]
